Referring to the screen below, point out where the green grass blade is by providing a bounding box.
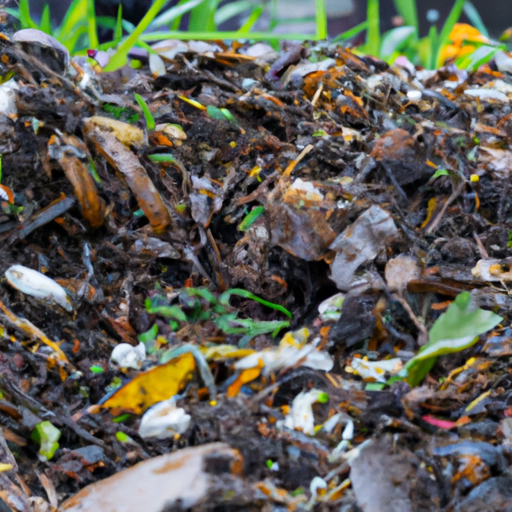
[428,24,438,69]
[149,154,177,163]
[96,16,118,30]
[392,0,418,33]
[17,0,37,29]
[216,1,254,26]
[40,5,52,34]
[115,4,123,40]
[463,1,489,38]
[141,30,323,41]
[104,0,169,71]
[435,0,466,68]
[63,26,90,54]
[134,93,156,131]
[315,0,327,40]
[219,288,292,318]
[366,0,381,57]
[269,0,278,31]
[239,206,264,231]
[237,6,263,34]
[151,0,205,30]
[189,0,218,32]
[332,21,368,43]
[86,0,99,48]
[55,0,86,41]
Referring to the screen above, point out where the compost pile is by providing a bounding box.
[2,30,512,512]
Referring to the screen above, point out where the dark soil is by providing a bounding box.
[0,31,512,512]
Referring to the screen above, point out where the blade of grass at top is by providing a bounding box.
[428,24,438,69]
[392,0,418,33]
[15,0,37,29]
[104,0,169,71]
[315,0,327,40]
[269,0,278,31]
[189,0,219,32]
[54,0,87,49]
[39,5,51,34]
[435,0,466,68]
[142,30,323,42]
[55,0,87,38]
[463,1,489,38]
[332,21,368,43]
[216,1,254,26]
[170,0,193,30]
[115,5,123,41]
[86,0,99,48]
[366,0,381,57]
[151,0,205,30]
[237,6,263,34]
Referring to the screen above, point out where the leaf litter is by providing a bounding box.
[0,20,512,512]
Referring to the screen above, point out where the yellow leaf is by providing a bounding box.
[227,366,261,397]
[102,353,195,414]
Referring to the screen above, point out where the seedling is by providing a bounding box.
[144,286,291,347]
[134,93,155,131]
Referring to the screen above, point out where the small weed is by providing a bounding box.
[143,286,291,348]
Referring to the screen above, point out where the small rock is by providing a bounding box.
[61,443,245,512]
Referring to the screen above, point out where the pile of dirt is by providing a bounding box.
[1,29,512,512]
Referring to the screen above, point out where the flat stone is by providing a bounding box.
[60,443,243,512]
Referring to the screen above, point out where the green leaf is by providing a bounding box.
[366,0,381,57]
[40,5,52,34]
[392,0,418,33]
[115,4,123,41]
[146,304,188,322]
[105,0,169,71]
[207,105,229,121]
[116,431,132,443]
[463,1,489,38]
[219,288,292,318]
[457,45,501,72]
[112,413,131,423]
[403,292,502,387]
[134,93,156,131]
[220,108,239,127]
[237,6,263,34]
[31,421,61,461]
[380,26,416,60]
[86,0,99,48]
[317,392,329,403]
[365,382,386,391]
[189,0,219,32]
[215,0,254,25]
[152,0,206,30]
[239,206,265,231]
[139,323,159,342]
[149,153,177,163]
[430,168,451,180]
[17,0,38,29]
[332,21,368,43]
[315,0,327,40]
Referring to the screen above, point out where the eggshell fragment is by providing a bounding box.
[5,265,72,312]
